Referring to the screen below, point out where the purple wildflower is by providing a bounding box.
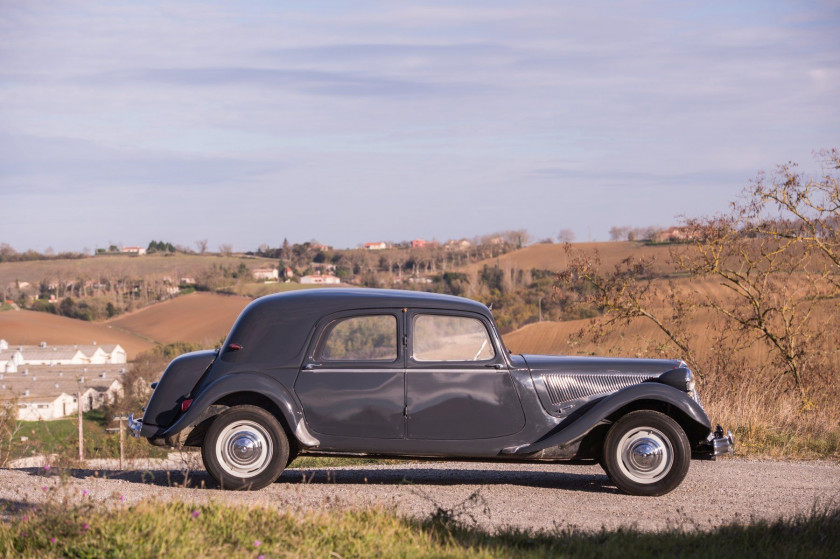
[254,540,261,547]
[119,495,124,502]
[192,510,200,519]
[82,523,90,531]
[43,464,51,472]
[50,537,56,543]
[82,490,87,496]
[42,486,48,491]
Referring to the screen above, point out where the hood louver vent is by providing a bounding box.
[542,373,652,406]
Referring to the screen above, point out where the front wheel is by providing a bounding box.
[202,405,289,490]
[601,410,690,496]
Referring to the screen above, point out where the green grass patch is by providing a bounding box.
[0,500,837,558]
[9,418,167,463]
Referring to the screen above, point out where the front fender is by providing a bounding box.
[503,383,710,455]
[156,372,320,448]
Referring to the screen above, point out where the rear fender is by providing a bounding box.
[503,383,710,455]
[157,372,320,448]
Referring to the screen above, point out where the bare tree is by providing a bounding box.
[557,150,840,403]
[218,244,233,257]
[196,239,209,254]
[557,229,576,243]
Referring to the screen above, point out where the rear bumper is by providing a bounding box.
[693,425,734,460]
[127,412,159,439]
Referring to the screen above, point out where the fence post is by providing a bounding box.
[77,388,84,462]
[113,416,128,470]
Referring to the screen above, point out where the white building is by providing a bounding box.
[300,275,341,285]
[9,342,127,366]
[1,365,125,421]
[121,246,147,255]
[0,349,23,373]
[252,267,280,282]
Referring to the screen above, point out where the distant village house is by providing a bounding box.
[300,275,341,285]
[252,267,280,282]
[121,246,147,255]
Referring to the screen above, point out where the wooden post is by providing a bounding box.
[113,416,128,470]
[77,389,84,462]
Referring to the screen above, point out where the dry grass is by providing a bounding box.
[502,310,840,460]
[106,292,252,347]
[0,309,154,358]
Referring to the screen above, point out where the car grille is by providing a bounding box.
[542,373,653,406]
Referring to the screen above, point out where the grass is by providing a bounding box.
[0,499,837,558]
[8,414,167,464]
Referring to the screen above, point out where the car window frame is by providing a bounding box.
[406,309,506,368]
[306,309,405,368]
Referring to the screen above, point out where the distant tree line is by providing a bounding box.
[0,243,85,263]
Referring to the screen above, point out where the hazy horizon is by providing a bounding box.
[2,1,838,253]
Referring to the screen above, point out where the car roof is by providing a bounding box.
[257,287,491,316]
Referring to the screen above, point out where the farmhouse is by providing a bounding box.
[252,267,279,281]
[121,246,147,255]
[363,242,387,250]
[300,275,341,285]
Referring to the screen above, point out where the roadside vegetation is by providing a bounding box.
[0,498,837,558]
[554,149,840,460]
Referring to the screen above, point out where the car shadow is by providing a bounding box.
[280,466,619,494]
[16,464,618,494]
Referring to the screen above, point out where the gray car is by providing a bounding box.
[129,288,733,496]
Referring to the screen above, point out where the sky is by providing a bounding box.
[1,0,838,252]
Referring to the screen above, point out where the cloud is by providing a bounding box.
[0,133,278,191]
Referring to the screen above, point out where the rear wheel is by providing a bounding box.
[201,405,289,490]
[601,410,690,496]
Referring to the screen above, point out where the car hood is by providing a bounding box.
[519,354,685,377]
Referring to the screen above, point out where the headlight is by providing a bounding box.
[658,367,696,393]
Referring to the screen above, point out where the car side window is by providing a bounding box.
[319,315,397,361]
[413,314,496,362]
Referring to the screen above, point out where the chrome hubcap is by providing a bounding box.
[215,420,273,478]
[616,427,673,484]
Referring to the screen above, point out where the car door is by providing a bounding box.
[295,311,406,439]
[405,310,526,440]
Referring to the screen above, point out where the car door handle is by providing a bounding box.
[303,363,322,370]
[484,363,504,370]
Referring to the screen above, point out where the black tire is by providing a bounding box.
[201,405,289,490]
[601,410,690,496]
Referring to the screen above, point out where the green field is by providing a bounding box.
[0,500,837,558]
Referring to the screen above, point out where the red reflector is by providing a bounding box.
[181,399,193,412]
[228,343,243,351]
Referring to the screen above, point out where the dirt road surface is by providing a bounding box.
[2,458,838,532]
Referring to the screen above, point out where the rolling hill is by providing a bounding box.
[105,292,252,348]
[0,309,155,358]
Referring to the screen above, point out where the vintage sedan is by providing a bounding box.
[129,288,733,496]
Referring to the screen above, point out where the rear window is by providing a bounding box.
[319,315,397,361]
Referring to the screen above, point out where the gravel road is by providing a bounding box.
[2,457,838,533]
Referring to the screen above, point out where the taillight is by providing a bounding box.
[181,399,194,412]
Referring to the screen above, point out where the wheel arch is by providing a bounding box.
[159,372,319,450]
[604,398,711,447]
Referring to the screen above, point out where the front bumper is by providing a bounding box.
[694,424,734,460]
